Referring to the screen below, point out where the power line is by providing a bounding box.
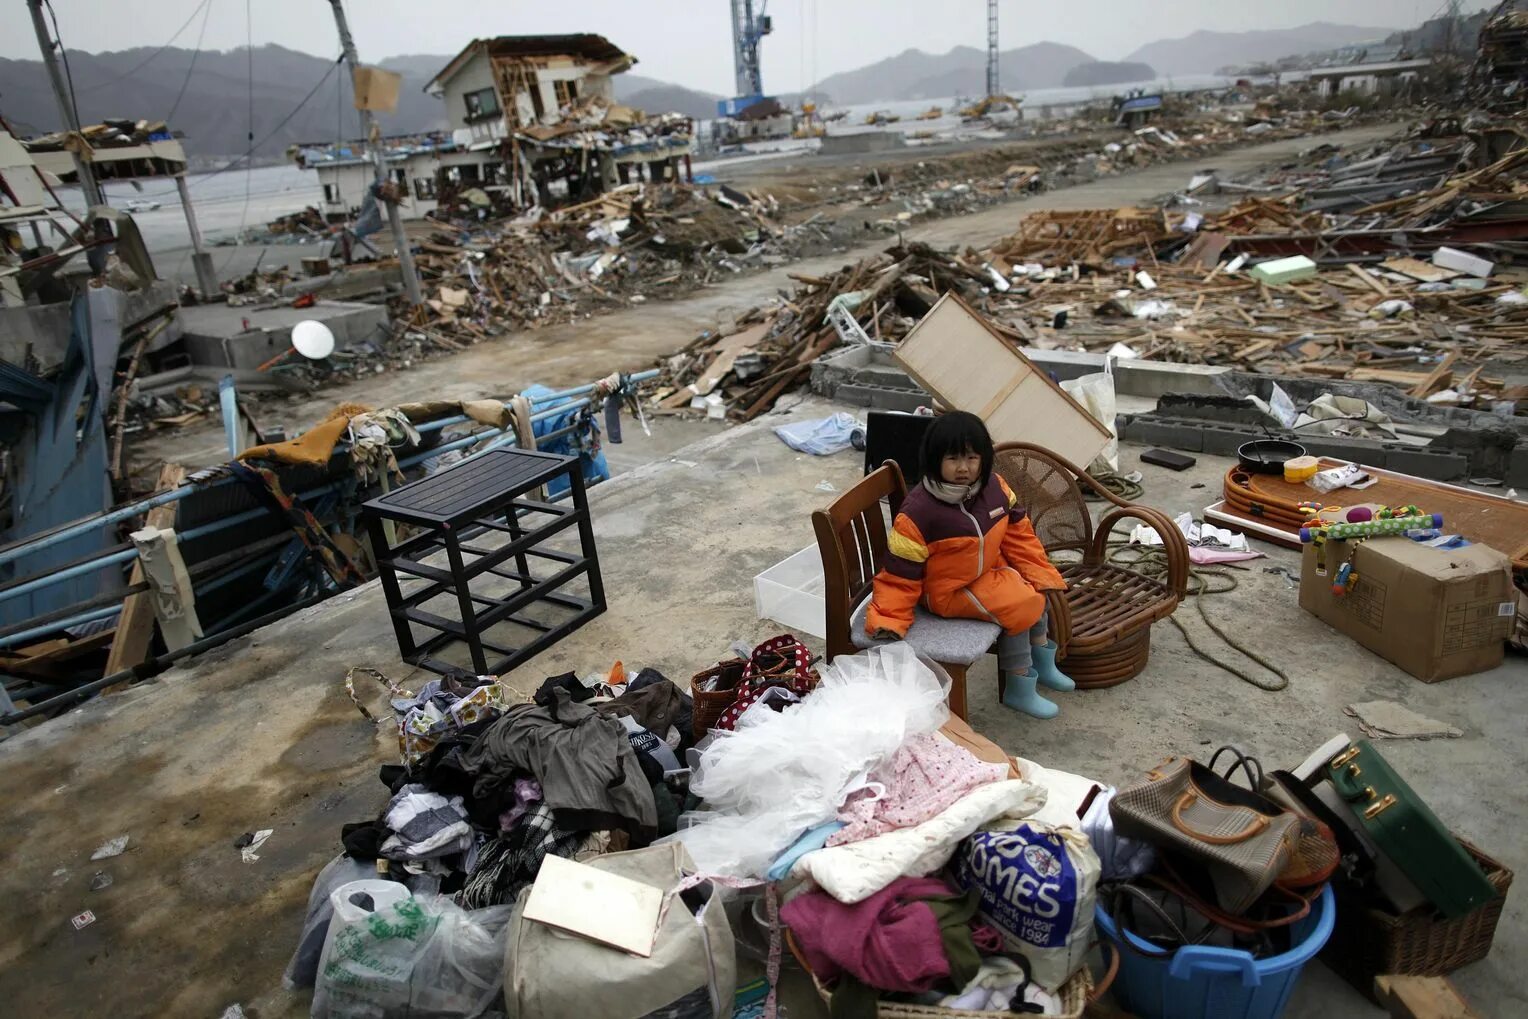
[76,0,215,94]
[166,0,216,124]
[130,55,345,200]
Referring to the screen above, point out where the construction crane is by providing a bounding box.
[726,0,773,112]
[985,0,999,98]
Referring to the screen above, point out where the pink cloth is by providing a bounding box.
[781,877,955,992]
[827,734,1008,847]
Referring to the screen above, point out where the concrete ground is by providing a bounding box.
[135,122,1403,471]
[2,393,1523,1018]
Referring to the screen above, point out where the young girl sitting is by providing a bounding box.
[867,411,1074,718]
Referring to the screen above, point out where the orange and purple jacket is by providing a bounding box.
[867,473,1066,638]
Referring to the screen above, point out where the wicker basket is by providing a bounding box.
[787,929,1100,1019]
[689,658,747,738]
[1321,837,1512,1000]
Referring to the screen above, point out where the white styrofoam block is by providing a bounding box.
[1431,246,1494,279]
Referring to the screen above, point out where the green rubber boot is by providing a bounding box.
[1032,640,1076,692]
[1001,667,1059,719]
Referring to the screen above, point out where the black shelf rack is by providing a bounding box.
[362,447,605,677]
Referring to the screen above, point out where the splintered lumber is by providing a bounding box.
[1409,352,1458,398]
[102,464,186,688]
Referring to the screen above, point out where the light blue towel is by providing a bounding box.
[766,821,846,881]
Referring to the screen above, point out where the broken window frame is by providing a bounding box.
[414,174,438,201]
[463,87,501,123]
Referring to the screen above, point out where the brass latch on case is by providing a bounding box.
[1331,747,1360,769]
[1364,794,1397,819]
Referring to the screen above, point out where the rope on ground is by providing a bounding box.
[1108,542,1290,692]
[1085,469,1144,502]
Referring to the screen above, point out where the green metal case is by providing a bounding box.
[1324,739,1499,919]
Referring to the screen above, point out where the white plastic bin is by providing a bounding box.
[753,545,826,639]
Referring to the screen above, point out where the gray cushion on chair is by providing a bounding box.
[850,599,1001,666]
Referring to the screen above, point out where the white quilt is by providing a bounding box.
[789,779,1046,903]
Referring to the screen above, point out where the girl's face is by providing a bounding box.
[941,450,982,486]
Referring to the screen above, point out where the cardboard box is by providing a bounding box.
[1300,537,1513,682]
[352,66,402,114]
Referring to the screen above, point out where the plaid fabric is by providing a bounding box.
[229,460,367,586]
[457,802,586,909]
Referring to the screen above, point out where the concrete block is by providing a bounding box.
[1507,445,1528,488]
[1198,424,1248,457]
[1020,350,1233,397]
[1019,348,1105,384]
[1114,360,1232,398]
[1118,416,1204,453]
[177,299,390,370]
[1383,449,1469,482]
[835,382,930,413]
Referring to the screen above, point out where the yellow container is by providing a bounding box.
[1284,455,1319,483]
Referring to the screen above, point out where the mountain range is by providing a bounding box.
[1123,22,1393,76]
[0,45,446,162]
[808,42,1095,104]
[0,20,1403,159]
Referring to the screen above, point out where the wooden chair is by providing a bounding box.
[812,461,1001,720]
[992,441,1189,688]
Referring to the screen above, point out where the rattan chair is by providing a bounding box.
[993,441,1189,687]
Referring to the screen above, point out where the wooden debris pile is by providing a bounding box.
[402,182,803,347]
[651,242,989,421]
[649,113,1528,419]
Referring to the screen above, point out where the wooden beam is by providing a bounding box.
[101,463,185,689]
[1374,975,1478,1019]
[1409,351,1458,399]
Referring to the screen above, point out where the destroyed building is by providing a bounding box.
[422,34,695,211]
[290,131,471,222]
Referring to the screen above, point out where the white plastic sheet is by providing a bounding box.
[664,644,950,878]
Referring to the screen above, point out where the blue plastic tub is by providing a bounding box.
[1095,885,1335,1019]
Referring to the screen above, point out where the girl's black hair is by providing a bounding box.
[920,411,994,485]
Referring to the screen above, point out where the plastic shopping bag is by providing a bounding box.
[312,880,512,1018]
[1059,372,1118,473]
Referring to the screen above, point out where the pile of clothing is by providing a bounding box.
[666,642,1110,1015]
[288,665,696,994]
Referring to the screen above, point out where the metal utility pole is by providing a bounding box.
[26,0,103,208]
[174,175,219,296]
[985,0,1000,99]
[326,0,422,305]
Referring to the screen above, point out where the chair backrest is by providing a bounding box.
[811,462,907,660]
[992,442,1093,555]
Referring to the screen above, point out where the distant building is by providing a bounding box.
[290,133,480,221]
[1306,58,1433,98]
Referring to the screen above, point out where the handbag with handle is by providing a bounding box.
[1110,756,1299,915]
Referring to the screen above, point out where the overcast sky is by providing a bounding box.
[1,1,1498,96]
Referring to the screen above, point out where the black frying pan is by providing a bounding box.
[1236,439,1305,475]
